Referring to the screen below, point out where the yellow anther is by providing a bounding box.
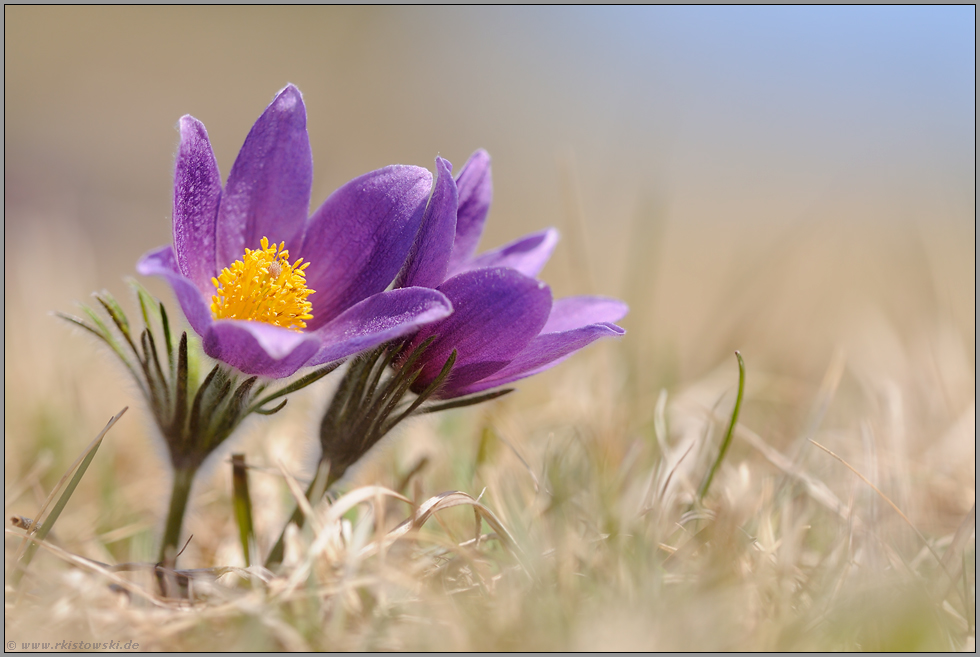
[211,237,314,331]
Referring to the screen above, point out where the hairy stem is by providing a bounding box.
[159,465,199,565]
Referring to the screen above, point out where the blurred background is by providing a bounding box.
[4,7,975,649]
[6,6,974,377]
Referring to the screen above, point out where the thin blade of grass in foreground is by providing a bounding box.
[231,454,256,567]
[13,407,129,544]
[697,351,745,503]
[11,407,128,587]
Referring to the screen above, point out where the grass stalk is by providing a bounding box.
[697,351,745,503]
[11,408,126,587]
[231,454,255,567]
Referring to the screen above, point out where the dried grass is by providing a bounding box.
[5,215,974,651]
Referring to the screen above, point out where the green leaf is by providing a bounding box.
[697,351,746,503]
[95,292,140,360]
[160,302,174,370]
[12,408,126,587]
[231,454,256,567]
[172,332,189,435]
[78,305,129,362]
[188,363,221,442]
[144,325,170,409]
[362,347,398,407]
[383,349,457,433]
[247,361,342,414]
[253,399,288,415]
[418,388,515,415]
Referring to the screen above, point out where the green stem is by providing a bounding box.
[697,351,746,503]
[159,465,198,564]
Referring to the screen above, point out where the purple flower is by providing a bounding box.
[137,85,453,378]
[398,151,627,398]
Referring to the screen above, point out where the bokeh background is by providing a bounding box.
[6,6,974,377]
[4,7,975,649]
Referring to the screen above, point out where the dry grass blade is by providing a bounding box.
[321,485,412,527]
[386,491,522,557]
[937,502,976,600]
[279,485,413,594]
[640,439,695,518]
[494,428,544,495]
[264,461,334,570]
[365,490,532,585]
[737,425,845,517]
[4,452,54,511]
[4,528,172,608]
[275,461,320,535]
[809,439,953,580]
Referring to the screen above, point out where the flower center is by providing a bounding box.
[211,237,314,331]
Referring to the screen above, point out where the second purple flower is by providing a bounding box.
[397,151,628,398]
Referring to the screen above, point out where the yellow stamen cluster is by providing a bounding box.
[211,237,314,331]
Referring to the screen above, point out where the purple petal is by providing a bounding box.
[458,228,560,278]
[306,287,454,366]
[450,322,626,397]
[396,157,457,289]
[542,295,629,333]
[216,84,312,269]
[300,165,433,327]
[203,320,320,379]
[172,116,222,291]
[447,149,492,274]
[406,267,552,392]
[137,245,214,337]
